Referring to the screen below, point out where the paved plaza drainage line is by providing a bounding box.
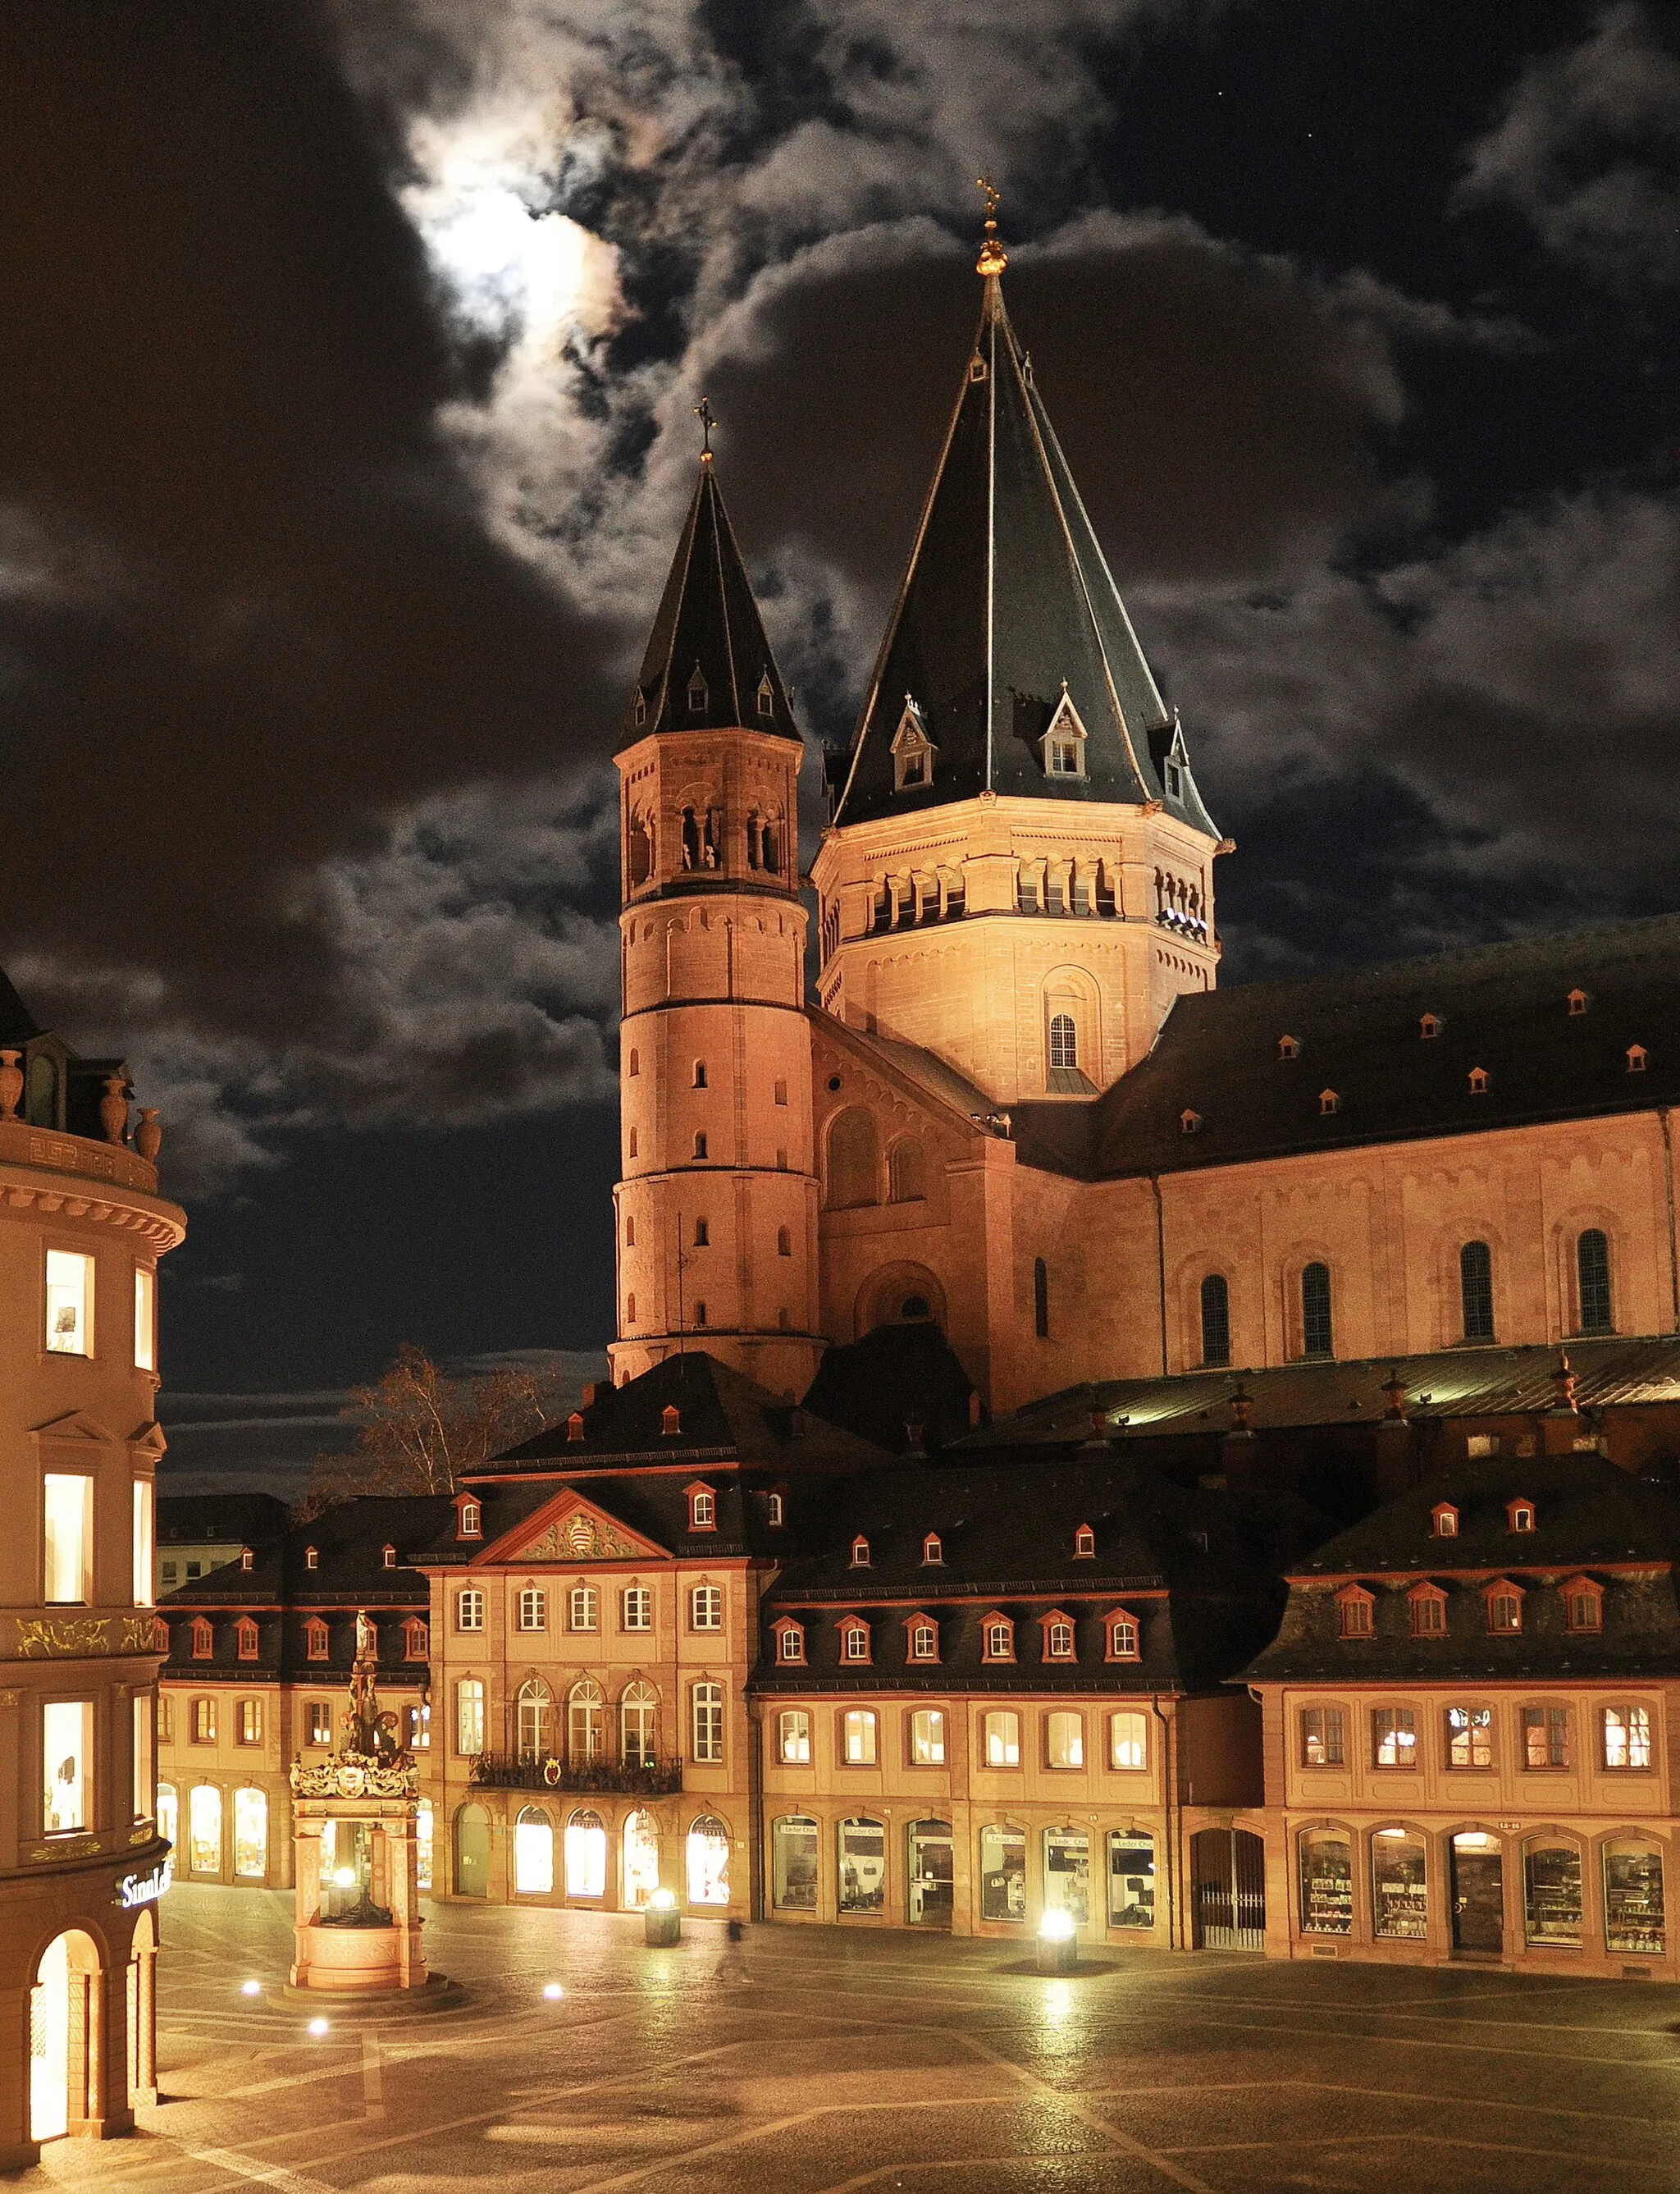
[955,2030,1221,2194]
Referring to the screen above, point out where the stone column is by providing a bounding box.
[290,1815,322,1987]
[0,1982,33,2169]
[133,1945,157,2106]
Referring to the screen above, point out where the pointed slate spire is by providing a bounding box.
[833,213,1218,837]
[622,437,798,748]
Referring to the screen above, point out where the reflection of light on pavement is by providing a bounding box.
[1043,1980,1072,2026]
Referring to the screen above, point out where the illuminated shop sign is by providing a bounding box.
[114,1858,173,1909]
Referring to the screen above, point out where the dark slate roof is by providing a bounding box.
[1012,912,1680,1181]
[832,267,1217,836]
[157,1492,290,1548]
[0,965,41,1044]
[414,1468,797,1571]
[1244,1453,1680,1684]
[619,457,798,748]
[482,1351,889,1478]
[754,1455,1325,1693]
[960,1339,1680,1451]
[801,1322,977,1456]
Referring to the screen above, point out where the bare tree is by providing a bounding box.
[299,1345,559,1515]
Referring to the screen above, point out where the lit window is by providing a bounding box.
[908,1620,938,1662]
[1110,1711,1147,1770]
[622,1586,652,1632]
[851,1535,870,1567]
[1603,1705,1652,1771]
[1486,1585,1523,1634]
[188,1783,222,1874]
[518,1588,547,1632]
[777,1622,805,1664]
[43,1699,91,1831]
[841,1622,870,1664]
[1299,1705,1344,1767]
[131,1478,154,1610]
[1445,1704,1492,1769]
[1045,1712,1084,1769]
[308,1702,332,1746]
[569,1585,599,1633]
[456,1679,485,1756]
[456,1588,485,1632]
[983,1618,1014,1662]
[516,1803,555,1896]
[1048,1013,1078,1072]
[134,1265,156,1373]
[983,1711,1020,1767]
[778,1710,810,1763]
[43,1473,93,1604]
[842,1709,876,1765]
[1371,1707,1417,1768]
[909,1708,945,1764]
[1044,1619,1075,1660]
[44,1249,94,1355]
[1523,1703,1570,1769]
[691,1585,724,1632]
[155,1693,173,1744]
[133,1694,153,1819]
[236,1619,258,1662]
[237,1698,262,1745]
[565,1808,606,1896]
[305,1619,327,1661]
[922,1533,943,1565]
[191,1695,215,1744]
[691,1683,724,1763]
[1074,1524,1095,1559]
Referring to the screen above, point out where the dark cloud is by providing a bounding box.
[0,6,620,1067]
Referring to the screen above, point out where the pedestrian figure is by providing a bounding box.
[721,1916,751,1986]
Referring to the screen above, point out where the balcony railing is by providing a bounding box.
[468,1753,683,1796]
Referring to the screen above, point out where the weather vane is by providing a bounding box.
[975,176,1007,277]
[694,395,717,458]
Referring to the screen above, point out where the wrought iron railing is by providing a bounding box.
[468,1753,682,1796]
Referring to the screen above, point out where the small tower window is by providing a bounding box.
[922,1533,943,1565]
[756,671,774,717]
[777,1226,792,1256]
[851,1535,870,1568]
[1420,1012,1443,1039]
[693,1300,707,1324]
[1628,1044,1648,1072]
[1319,1089,1340,1115]
[1468,1066,1489,1095]
[1568,988,1590,1016]
[1041,685,1088,778]
[632,690,646,727]
[774,1077,788,1106]
[693,1131,708,1159]
[1278,1035,1300,1059]
[628,1127,637,1157]
[1034,1256,1049,1338]
[687,664,708,713]
[628,1049,639,1077]
[693,1060,707,1088]
[623,1214,635,1246]
[969,355,988,382]
[625,1291,636,1322]
[1200,1273,1231,1367]
[890,697,936,791]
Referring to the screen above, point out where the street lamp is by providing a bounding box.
[1036,1906,1077,1975]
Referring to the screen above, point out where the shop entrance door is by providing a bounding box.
[1192,1828,1267,1949]
[1452,1837,1504,1952]
[907,1821,953,1927]
[454,1804,490,1898]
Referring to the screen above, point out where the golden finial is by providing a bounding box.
[693,395,717,459]
[975,176,1007,277]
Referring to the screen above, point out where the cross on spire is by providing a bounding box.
[975,176,1007,277]
[693,395,717,458]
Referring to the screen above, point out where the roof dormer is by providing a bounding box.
[1041,683,1088,779]
[890,697,936,792]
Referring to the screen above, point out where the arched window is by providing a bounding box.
[681,809,701,869]
[568,1679,605,1765]
[514,1805,553,1895]
[621,1680,658,1768]
[761,820,778,871]
[826,1108,879,1209]
[564,1808,606,1899]
[687,1814,731,1906]
[1200,1273,1230,1366]
[1048,1013,1078,1072]
[1301,1262,1333,1359]
[623,1808,660,1909]
[1577,1229,1613,1333]
[517,1680,551,1764]
[1460,1240,1495,1341]
[627,812,653,887]
[1034,1257,1049,1339]
[888,1138,925,1203]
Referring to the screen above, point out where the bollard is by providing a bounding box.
[1036,1908,1078,1974]
[645,1888,681,1947]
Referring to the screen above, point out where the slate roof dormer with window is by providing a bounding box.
[754,1456,1324,1697]
[1243,1451,1680,1687]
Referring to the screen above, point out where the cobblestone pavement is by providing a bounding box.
[25,1885,1680,2193]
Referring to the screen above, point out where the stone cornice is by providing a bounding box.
[0,1137,185,1252]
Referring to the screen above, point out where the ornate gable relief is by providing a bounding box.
[30,1409,116,1448]
[1042,684,1089,778]
[500,1496,665,1568]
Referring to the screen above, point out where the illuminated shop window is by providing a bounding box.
[1603,1704,1652,1770]
[979,1824,1025,1921]
[564,1808,606,1898]
[416,1799,434,1891]
[623,1809,660,1909]
[515,1806,554,1895]
[1110,1711,1147,1771]
[687,1815,731,1906]
[1109,1832,1155,1928]
[455,1678,485,1756]
[1299,1830,1353,1936]
[234,1788,267,1879]
[838,1817,886,1915]
[773,1816,818,1911]
[1372,1829,1428,1939]
[133,1693,153,1820]
[189,1784,222,1875]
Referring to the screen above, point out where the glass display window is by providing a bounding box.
[1603,1841,1665,1956]
[1523,1843,1582,1945]
[189,1783,223,1876]
[773,1816,818,1910]
[838,1817,886,1915]
[1299,1830,1353,1935]
[1108,1833,1155,1928]
[1371,1829,1427,1940]
[623,1809,660,1909]
[564,1808,605,1898]
[516,1806,555,1895]
[907,1820,953,1927]
[1043,1826,1091,1931]
[234,1787,267,1878]
[979,1825,1026,1922]
[687,1816,731,1906]
[43,1700,90,1832]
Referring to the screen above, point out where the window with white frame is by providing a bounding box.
[690,1488,716,1529]
[691,1682,724,1763]
[132,1478,154,1608]
[984,1710,1020,1767]
[1110,1710,1147,1770]
[237,1698,262,1745]
[568,1584,599,1632]
[191,1695,215,1743]
[776,1623,805,1664]
[458,1498,481,1538]
[456,1588,485,1632]
[622,1585,652,1632]
[842,1708,877,1765]
[1107,1611,1138,1659]
[308,1701,332,1746]
[1043,1618,1075,1660]
[456,1678,485,1755]
[1603,1704,1653,1770]
[134,1265,156,1373]
[621,1680,658,1767]
[983,1618,1014,1662]
[518,1587,547,1632]
[691,1584,724,1632]
[909,1708,945,1765]
[1045,1711,1084,1768]
[778,1709,810,1764]
[43,1474,93,1605]
[841,1621,870,1663]
[907,1620,938,1661]
[45,1249,94,1356]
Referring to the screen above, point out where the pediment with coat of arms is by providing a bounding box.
[497,1497,664,1567]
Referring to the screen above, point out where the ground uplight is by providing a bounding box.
[1038,1908,1076,1942]
[240,1981,261,1997]
[307,2018,330,2036]
[542,1982,564,2000]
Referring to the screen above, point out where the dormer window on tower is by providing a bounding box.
[1161,715,1190,802]
[756,670,774,718]
[687,663,708,713]
[890,698,936,792]
[1042,685,1088,779]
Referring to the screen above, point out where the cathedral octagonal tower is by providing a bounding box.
[609,446,822,1396]
[811,224,1227,1108]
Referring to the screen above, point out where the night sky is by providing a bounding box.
[1,4,1675,1488]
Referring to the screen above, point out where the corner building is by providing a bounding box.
[0,972,185,2168]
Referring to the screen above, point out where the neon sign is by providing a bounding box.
[114,1857,173,1908]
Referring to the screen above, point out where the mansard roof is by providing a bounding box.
[1012,912,1680,1181]
[621,457,798,747]
[831,264,1217,836]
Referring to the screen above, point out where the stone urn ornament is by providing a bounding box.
[0,1051,20,1121]
[135,1108,162,1163]
[100,1075,129,1145]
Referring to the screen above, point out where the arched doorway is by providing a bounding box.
[30,1929,102,2142]
[686,1816,730,1907]
[855,1262,947,1339]
[454,1802,490,1898]
[126,1908,158,2109]
[623,1810,660,1909]
[907,1821,953,1928]
[1191,1828,1267,1949]
[514,1805,554,1895]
